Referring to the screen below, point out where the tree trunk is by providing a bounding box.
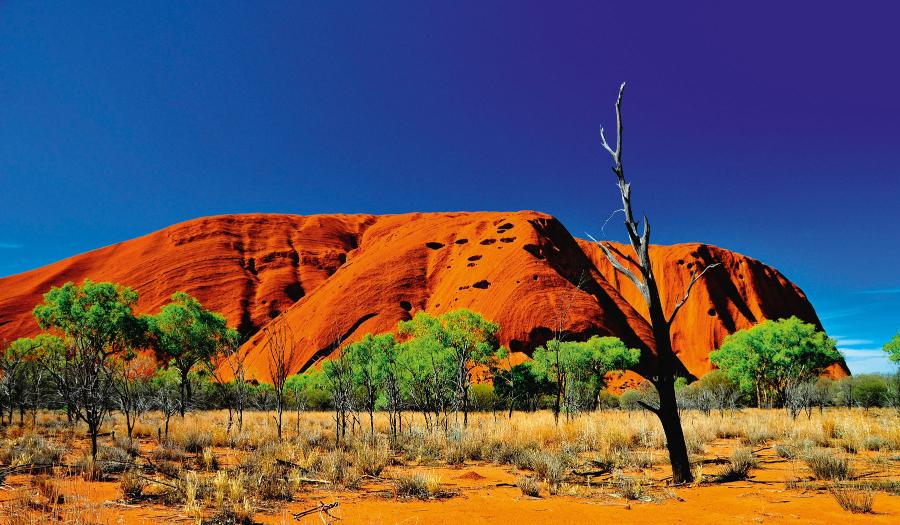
[90,426,99,461]
[179,368,189,417]
[654,377,692,483]
[647,285,695,484]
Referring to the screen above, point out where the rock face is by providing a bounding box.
[0,214,377,341]
[0,211,848,381]
[579,240,848,378]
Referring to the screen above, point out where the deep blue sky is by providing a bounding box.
[1,2,897,373]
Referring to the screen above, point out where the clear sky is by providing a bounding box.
[1,2,897,373]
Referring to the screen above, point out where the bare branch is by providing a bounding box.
[667,262,721,325]
[637,400,660,415]
[587,233,648,301]
[604,237,641,268]
[600,208,625,236]
[599,126,616,158]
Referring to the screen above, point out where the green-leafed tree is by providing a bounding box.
[344,332,398,441]
[531,336,639,418]
[146,292,239,416]
[33,280,144,458]
[398,309,500,427]
[885,331,900,408]
[396,331,455,432]
[1,337,34,425]
[1,336,60,425]
[709,316,842,408]
[493,353,550,416]
[885,330,900,364]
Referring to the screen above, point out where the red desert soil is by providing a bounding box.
[0,211,848,381]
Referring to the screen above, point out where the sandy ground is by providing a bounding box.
[2,452,898,525]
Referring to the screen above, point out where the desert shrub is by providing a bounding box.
[176,429,212,453]
[112,435,141,457]
[805,449,852,480]
[197,447,219,471]
[719,447,755,481]
[95,445,132,474]
[179,470,211,514]
[353,444,389,477]
[528,451,569,494]
[207,471,255,524]
[316,449,361,488]
[742,424,774,446]
[622,450,658,469]
[517,476,541,497]
[444,445,467,465]
[829,486,874,513]
[685,435,706,455]
[774,443,797,459]
[0,435,66,470]
[120,469,147,502]
[484,440,532,466]
[612,472,649,501]
[152,444,188,463]
[395,472,453,500]
[76,455,102,481]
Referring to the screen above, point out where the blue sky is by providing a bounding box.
[0,2,897,373]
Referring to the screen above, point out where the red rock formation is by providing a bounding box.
[0,214,376,340]
[0,211,847,382]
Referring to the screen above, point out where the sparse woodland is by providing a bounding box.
[0,279,899,524]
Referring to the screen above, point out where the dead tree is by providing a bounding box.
[206,333,248,434]
[265,312,296,442]
[591,83,719,484]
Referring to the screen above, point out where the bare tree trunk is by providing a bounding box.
[592,83,720,484]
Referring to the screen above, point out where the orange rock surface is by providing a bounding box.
[579,240,849,378]
[0,214,376,340]
[0,211,847,381]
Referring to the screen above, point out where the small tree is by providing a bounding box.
[150,368,181,438]
[852,375,890,410]
[885,331,900,409]
[710,316,842,407]
[147,292,238,417]
[345,333,397,442]
[1,337,40,425]
[111,353,156,441]
[531,336,639,418]
[493,353,549,416]
[398,309,500,427]
[396,327,455,432]
[321,325,354,444]
[264,312,296,441]
[33,280,143,459]
[210,333,249,433]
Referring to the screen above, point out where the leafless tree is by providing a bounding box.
[265,312,297,442]
[40,337,118,460]
[110,354,155,442]
[205,334,248,434]
[152,376,181,439]
[591,83,720,484]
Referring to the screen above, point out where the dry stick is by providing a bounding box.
[293,501,340,520]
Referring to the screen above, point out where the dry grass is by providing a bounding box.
[517,475,541,497]
[805,449,853,480]
[395,471,453,499]
[1,407,898,522]
[829,485,874,513]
